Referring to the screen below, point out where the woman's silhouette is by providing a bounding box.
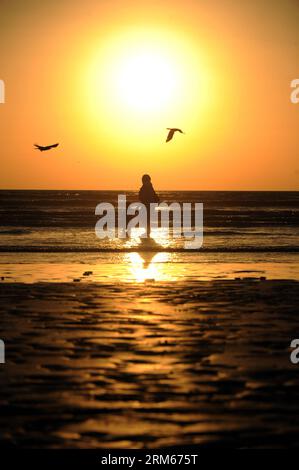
[139,174,159,237]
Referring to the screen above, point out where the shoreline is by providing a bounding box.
[1,246,299,252]
[1,249,299,283]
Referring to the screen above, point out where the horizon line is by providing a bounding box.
[0,188,298,192]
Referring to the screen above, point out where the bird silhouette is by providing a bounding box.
[166,128,184,142]
[34,143,59,152]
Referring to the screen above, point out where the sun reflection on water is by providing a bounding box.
[125,252,178,282]
[122,227,176,250]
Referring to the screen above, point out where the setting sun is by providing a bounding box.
[112,48,180,113]
[85,28,207,119]
[74,27,215,172]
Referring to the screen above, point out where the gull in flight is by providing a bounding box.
[34,143,59,152]
[166,128,184,143]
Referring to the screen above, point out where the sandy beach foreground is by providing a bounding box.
[1,279,299,448]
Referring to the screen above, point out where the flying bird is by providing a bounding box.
[166,128,184,143]
[34,143,59,152]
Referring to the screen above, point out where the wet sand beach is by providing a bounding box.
[1,279,299,448]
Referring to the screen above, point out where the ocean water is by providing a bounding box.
[0,190,299,281]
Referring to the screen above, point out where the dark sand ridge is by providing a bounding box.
[0,279,299,448]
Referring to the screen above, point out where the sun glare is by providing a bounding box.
[80,28,213,159]
[112,48,180,113]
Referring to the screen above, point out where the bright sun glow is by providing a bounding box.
[80,28,213,161]
[112,48,180,112]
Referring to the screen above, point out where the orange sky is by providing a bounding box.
[0,0,298,190]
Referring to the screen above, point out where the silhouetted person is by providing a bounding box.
[139,174,159,237]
